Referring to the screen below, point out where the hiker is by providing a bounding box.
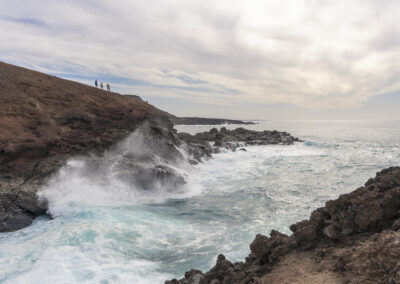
[100,82,103,89]
[95,80,98,88]
[106,83,110,91]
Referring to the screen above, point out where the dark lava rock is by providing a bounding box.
[334,231,400,283]
[166,167,400,284]
[178,127,301,155]
[0,183,48,232]
[291,167,400,248]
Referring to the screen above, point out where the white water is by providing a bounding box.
[1,120,399,283]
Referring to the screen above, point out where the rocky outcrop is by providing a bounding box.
[166,167,400,284]
[178,127,301,153]
[82,118,188,193]
[0,180,48,232]
[331,230,400,283]
[0,115,188,231]
[290,167,400,249]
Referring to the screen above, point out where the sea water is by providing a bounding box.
[0,120,399,283]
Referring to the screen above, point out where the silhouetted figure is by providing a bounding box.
[95,80,98,88]
[100,82,104,89]
[106,83,110,92]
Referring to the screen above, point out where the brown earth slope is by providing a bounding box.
[0,61,168,231]
[0,61,166,178]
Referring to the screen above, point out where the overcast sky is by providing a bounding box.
[1,0,399,120]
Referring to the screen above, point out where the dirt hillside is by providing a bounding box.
[0,61,165,178]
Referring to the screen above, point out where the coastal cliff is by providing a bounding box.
[0,61,171,231]
[1,62,399,283]
[0,62,299,232]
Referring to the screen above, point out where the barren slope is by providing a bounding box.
[0,61,165,178]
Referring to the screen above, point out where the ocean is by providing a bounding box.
[0,120,399,283]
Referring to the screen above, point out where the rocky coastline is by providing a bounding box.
[0,61,174,231]
[0,62,300,232]
[166,167,400,284]
[2,62,398,284]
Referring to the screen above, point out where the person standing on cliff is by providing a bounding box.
[106,83,110,92]
[95,80,98,88]
[100,82,103,89]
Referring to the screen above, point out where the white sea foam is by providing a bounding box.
[1,120,399,283]
[5,245,172,284]
[38,128,203,218]
[38,158,200,217]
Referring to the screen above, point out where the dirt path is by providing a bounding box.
[259,252,342,284]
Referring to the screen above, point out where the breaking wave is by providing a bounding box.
[1,120,399,283]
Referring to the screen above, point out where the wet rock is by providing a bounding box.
[0,186,48,232]
[177,133,213,162]
[115,159,186,191]
[178,127,300,155]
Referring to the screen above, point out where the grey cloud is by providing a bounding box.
[1,0,400,116]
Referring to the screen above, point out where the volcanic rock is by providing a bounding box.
[167,167,400,284]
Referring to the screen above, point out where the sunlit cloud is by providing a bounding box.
[1,0,400,116]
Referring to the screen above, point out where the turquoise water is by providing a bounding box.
[1,120,399,283]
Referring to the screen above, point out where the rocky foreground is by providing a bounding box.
[0,62,299,232]
[166,167,400,284]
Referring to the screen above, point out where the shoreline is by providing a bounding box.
[0,61,300,232]
[167,167,400,284]
[1,62,399,284]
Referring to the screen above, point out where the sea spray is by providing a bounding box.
[38,124,201,218]
[1,121,399,283]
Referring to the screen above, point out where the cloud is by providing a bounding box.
[1,0,400,114]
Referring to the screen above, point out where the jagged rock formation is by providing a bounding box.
[76,119,188,193]
[178,127,301,154]
[166,167,400,284]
